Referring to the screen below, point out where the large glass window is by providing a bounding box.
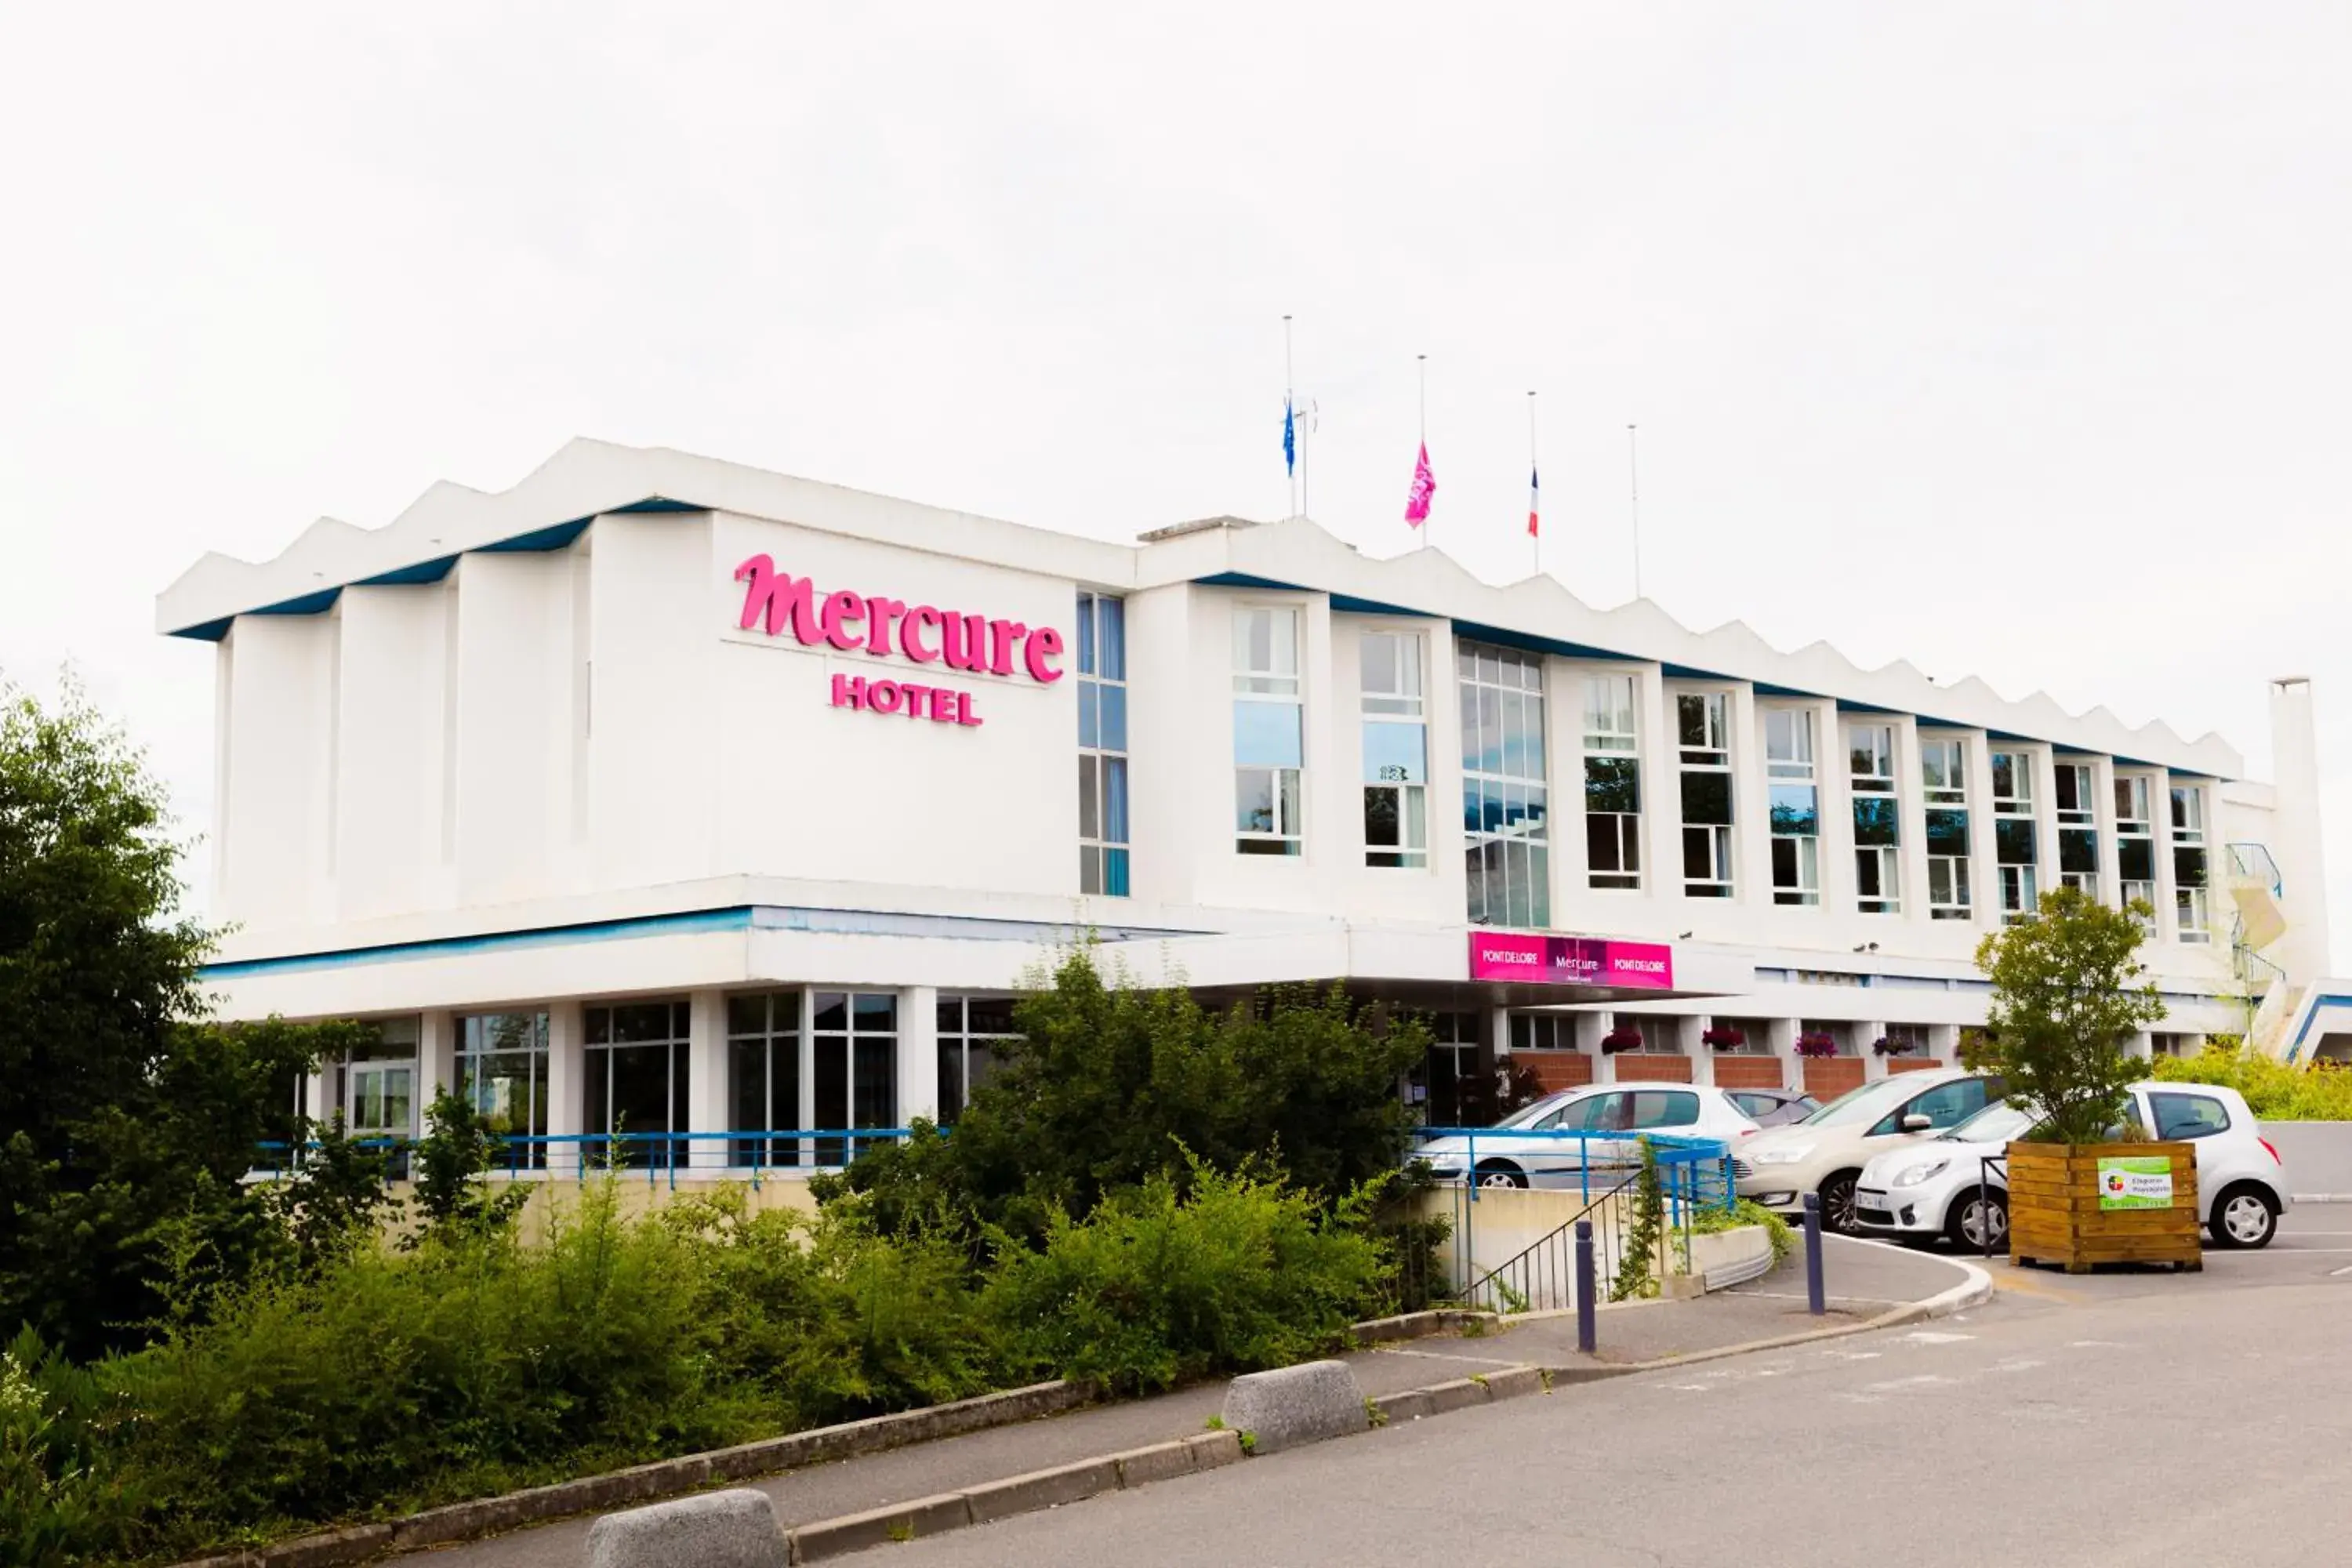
[1991,752,2038,924]
[728,991,801,1167]
[456,1011,550,1167]
[1361,633,1428,869]
[1234,607,1304,855]
[1849,723,1900,915]
[812,990,898,1163]
[1461,641,1549,925]
[585,999,690,1167]
[2056,761,2098,902]
[1921,736,1968,807]
[1926,808,1972,920]
[938,995,1018,1123]
[2172,782,2210,943]
[1582,673,1640,891]
[330,1015,419,1142]
[1678,693,1733,899]
[2116,774,2156,924]
[1766,709,1819,907]
[1076,592,1130,896]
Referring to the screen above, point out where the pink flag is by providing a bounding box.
[1405,442,1436,525]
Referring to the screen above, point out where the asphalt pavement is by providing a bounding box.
[880,1210,2352,1567]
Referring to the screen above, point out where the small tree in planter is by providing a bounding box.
[1960,887,2183,1272]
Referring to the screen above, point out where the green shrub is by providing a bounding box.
[985,1160,1388,1395]
[1,1330,142,1568]
[2151,1047,2352,1120]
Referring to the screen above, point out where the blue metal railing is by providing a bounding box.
[253,1128,919,1191]
[1406,1125,1736,1210]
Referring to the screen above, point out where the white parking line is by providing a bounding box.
[1901,1330,1973,1345]
[2328,1263,2352,1278]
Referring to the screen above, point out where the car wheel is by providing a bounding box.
[2209,1185,2278,1250]
[1818,1172,1861,1236]
[1474,1161,1528,1190]
[1947,1189,2009,1252]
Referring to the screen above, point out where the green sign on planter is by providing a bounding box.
[2096,1156,2175,1210]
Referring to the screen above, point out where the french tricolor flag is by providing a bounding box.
[1527,465,1540,539]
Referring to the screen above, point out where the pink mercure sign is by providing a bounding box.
[734,554,1065,728]
[1467,932,1675,990]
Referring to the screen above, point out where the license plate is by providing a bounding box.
[1857,1202,1889,1218]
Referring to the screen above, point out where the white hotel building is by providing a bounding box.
[157,439,2347,1159]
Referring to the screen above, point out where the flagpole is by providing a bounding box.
[1283,315,1298,520]
[1417,354,1428,550]
[1527,390,1540,579]
[1627,423,1642,601]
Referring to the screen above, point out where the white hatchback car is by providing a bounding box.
[1414,1081,1759,1189]
[1734,1069,2005,1232]
[1854,1081,2291,1250]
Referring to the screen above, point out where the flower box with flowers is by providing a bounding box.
[1794,1032,1839,1058]
[1871,1035,1912,1058]
[1600,1027,1643,1055]
[1701,1026,1748,1051]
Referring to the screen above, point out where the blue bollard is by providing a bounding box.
[1802,1192,1827,1316]
[1574,1218,1597,1354]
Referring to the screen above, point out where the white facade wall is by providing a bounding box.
[162,444,2331,1148]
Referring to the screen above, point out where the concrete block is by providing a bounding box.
[255,1525,392,1568]
[1185,1428,1246,1469]
[1112,1440,1197,1488]
[963,1457,1121,1523]
[1375,1388,1436,1423]
[1218,1359,1369,1454]
[586,1490,786,1568]
[789,1494,971,1563]
[1481,1366,1546,1401]
[1421,1377,1494,1415]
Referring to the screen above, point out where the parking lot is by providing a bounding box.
[1908,1204,2352,1306]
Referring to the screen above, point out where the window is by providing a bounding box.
[1233,607,1304,855]
[2116,774,2157,922]
[2056,762,2097,901]
[1922,736,1967,806]
[1990,751,2034,816]
[1461,642,1549,925]
[811,991,898,1163]
[585,1000,691,1166]
[2171,781,2209,942]
[1508,1013,1577,1051]
[1415,1011,1483,1127]
[2150,1032,2190,1059]
[2148,1091,2230,1140]
[456,1011,550,1167]
[728,991,802,1168]
[1997,817,2038,924]
[1847,724,1900,915]
[1361,633,1428,868]
[938,995,1018,1123]
[1571,1090,1701,1132]
[1076,592,1129,895]
[1678,693,1733,898]
[1582,674,1636,752]
[330,1016,419,1142]
[1766,709,1819,906]
[1581,673,1640,891]
[1926,808,1972,920]
[1871,1076,1993,1134]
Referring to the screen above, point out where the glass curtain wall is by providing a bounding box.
[728,991,801,1167]
[1076,592,1131,895]
[1460,641,1549,926]
[585,1000,691,1167]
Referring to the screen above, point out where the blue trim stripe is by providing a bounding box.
[252,587,343,617]
[2285,992,2352,1062]
[1454,619,1631,664]
[358,556,459,587]
[201,908,757,979]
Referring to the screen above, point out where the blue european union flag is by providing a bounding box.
[1283,398,1296,477]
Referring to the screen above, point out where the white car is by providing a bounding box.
[1855,1081,2291,1250]
[1414,1081,1759,1189]
[1734,1069,2005,1232]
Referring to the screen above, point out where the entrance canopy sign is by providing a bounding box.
[1467,932,1675,990]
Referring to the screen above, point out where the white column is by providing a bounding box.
[1817,699,1855,916]
[687,989,730,1168]
[898,985,941,1125]
[546,1001,584,1146]
[1732,684,1770,911]
[1489,1004,1514,1059]
[1964,731,1998,931]
[1636,668,1675,904]
[1861,1019,1890,1081]
[2031,748,2061,916]
[1545,658,1589,903]
[1576,1010,1614,1083]
[1766,1016,1799,1091]
[1676,1014,1711,1083]
[1895,717,1931,931]
[2092,755,2122,909]
[2151,771,2180,945]
[2269,678,2335,983]
[418,1011,457,1105]
[1929,1023,1962,1065]
[2125,1029,2154,1062]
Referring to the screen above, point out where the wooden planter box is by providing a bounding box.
[2007,1140,2202,1273]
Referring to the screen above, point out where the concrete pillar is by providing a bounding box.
[2151,770,2180,946]
[1963,731,1998,931]
[1817,699,1856,916]
[2092,754,2122,910]
[687,989,730,1168]
[546,1001,584,1145]
[1930,1023,1962,1065]
[1732,684,1770,913]
[2269,678,2335,984]
[2125,1030,2154,1062]
[1895,716,1931,931]
[1577,1010,1615,1083]
[1635,667,1675,904]
[2031,746,2060,918]
[1861,1019,1890,1081]
[418,1011,456,1105]
[898,985,941,1126]
[1674,1014,1711,1083]
[1766,1017,1799,1091]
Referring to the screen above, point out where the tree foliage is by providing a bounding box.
[1961,887,2167,1145]
[816,949,1430,1238]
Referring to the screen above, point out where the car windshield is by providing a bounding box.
[1942,1099,2036,1144]
[1797,1077,1926,1128]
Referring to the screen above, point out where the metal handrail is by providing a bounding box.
[1409,1124,1735,1205]
[1455,1136,1734,1312]
[1975,1152,2009,1259]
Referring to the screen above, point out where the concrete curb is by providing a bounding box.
[165,1381,1094,1568]
[1348,1308,1501,1342]
[787,1430,1245,1563]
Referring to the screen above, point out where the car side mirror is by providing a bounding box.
[1900,1114,1932,1134]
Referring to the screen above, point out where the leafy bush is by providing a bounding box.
[2152,1047,2352,1120]
[986,1160,1388,1395]
[1689,1199,1795,1264]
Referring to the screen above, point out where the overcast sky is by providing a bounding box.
[3,4,2346,966]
